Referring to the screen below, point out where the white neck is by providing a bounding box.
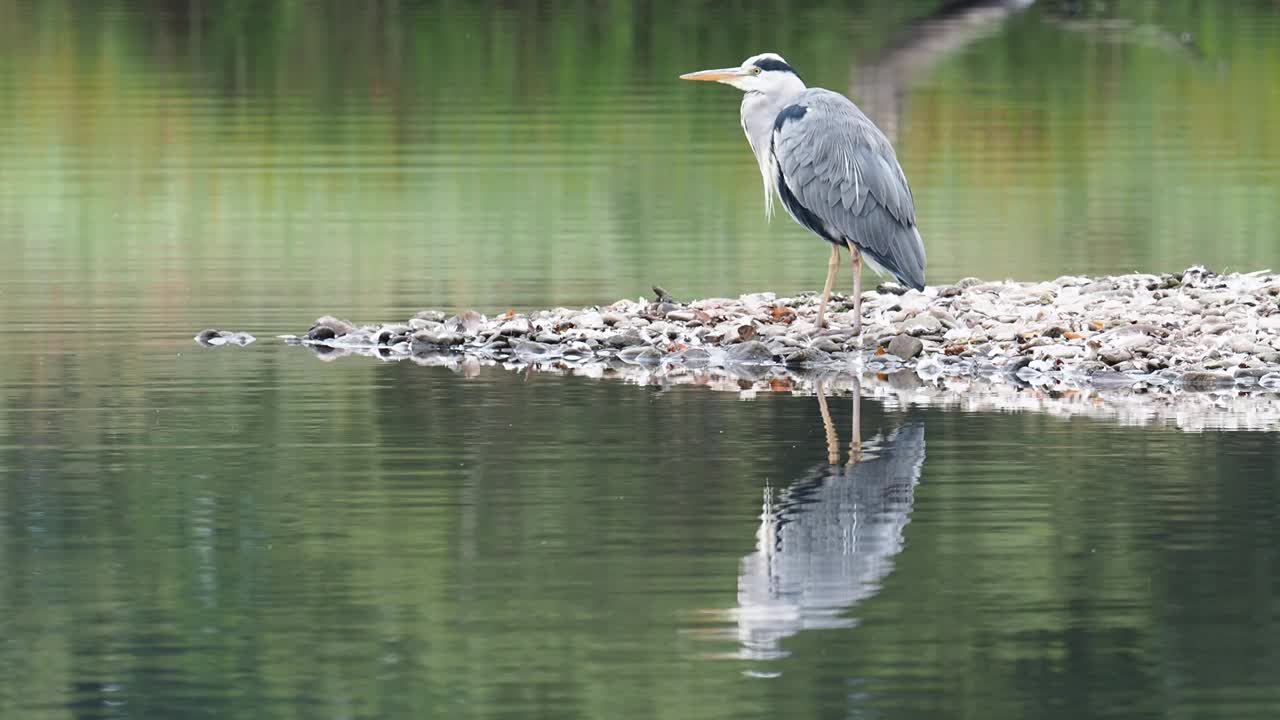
[740,80,807,219]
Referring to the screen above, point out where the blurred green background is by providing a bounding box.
[2,0,1277,332]
[2,2,1280,719]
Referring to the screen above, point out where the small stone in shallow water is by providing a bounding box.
[411,329,464,348]
[784,347,832,366]
[617,345,664,365]
[307,316,355,342]
[377,325,410,345]
[903,314,943,336]
[1088,369,1140,386]
[606,332,644,349]
[195,329,256,347]
[671,347,711,367]
[886,335,923,360]
[195,329,222,345]
[510,340,557,359]
[810,336,842,354]
[887,369,921,390]
[725,340,775,365]
[1179,371,1233,390]
[1099,349,1133,366]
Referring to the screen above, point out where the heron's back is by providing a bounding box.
[769,88,927,290]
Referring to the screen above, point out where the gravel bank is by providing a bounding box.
[267,266,1280,430]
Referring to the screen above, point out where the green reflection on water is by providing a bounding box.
[1,0,1277,329]
[2,1,1280,718]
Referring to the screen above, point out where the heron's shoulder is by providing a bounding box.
[775,88,874,130]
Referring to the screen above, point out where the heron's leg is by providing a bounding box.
[848,242,863,336]
[816,381,839,465]
[815,244,841,331]
[848,376,863,465]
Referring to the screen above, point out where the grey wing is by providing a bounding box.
[771,90,926,290]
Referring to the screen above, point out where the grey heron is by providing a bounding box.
[681,53,926,333]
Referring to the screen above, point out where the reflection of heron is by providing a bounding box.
[729,381,926,661]
[681,54,927,334]
[854,0,1037,142]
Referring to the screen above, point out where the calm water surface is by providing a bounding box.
[2,1,1280,718]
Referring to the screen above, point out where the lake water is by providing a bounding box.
[2,1,1280,718]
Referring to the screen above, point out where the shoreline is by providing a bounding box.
[259,266,1280,430]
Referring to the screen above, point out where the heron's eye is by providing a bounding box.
[752,66,762,75]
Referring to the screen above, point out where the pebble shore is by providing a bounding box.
[261,266,1280,430]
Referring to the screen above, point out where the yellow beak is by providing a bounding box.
[679,67,745,82]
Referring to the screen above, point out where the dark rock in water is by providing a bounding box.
[877,281,908,296]
[195,329,223,345]
[376,325,410,345]
[1179,371,1232,390]
[886,334,923,360]
[725,340,775,365]
[1099,349,1133,366]
[308,315,355,342]
[810,336,842,353]
[652,285,677,303]
[1005,356,1034,375]
[1087,369,1140,386]
[510,340,557,360]
[618,345,664,365]
[671,347,711,367]
[784,346,832,366]
[411,329,464,349]
[195,329,256,347]
[606,332,644,349]
[887,368,922,390]
[1233,366,1279,381]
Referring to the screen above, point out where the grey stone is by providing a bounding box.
[617,345,664,365]
[784,347,833,366]
[725,340,775,365]
[606,332,644,349]
[903,313,943,336]
[412,329,465,348]
[510,340,557,359]
[1179,371,1233,390]
[307,315,355,341]
[886,334,923,360]
[1225,335,1258,354]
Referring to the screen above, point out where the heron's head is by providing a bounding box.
[679,53,805,96]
